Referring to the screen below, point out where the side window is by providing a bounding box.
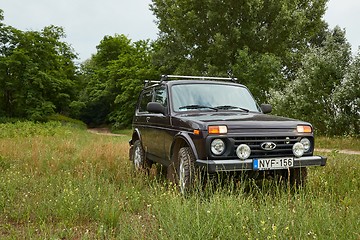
[154,86,167,107]
[138,90,152,113]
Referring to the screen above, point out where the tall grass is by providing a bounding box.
[0,122,359,239]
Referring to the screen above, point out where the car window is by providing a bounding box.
[138,90,153,113]
[154,86,167,107]
[171,83,259,112]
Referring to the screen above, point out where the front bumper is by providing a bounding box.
[196,155,327,173]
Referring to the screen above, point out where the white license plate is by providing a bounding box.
[253,157,294,170]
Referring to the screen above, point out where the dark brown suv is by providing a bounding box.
[129,75,327,193]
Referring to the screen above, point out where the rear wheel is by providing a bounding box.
[131,140,152,173]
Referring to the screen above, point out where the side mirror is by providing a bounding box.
[260,104,272,114]
[147,102,166,114]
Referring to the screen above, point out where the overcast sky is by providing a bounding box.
[1,0,359,62]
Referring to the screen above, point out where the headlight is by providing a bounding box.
[236,144,251,160]
[293,142,305,157]
[300,138,311,152]
[211,139,225,155]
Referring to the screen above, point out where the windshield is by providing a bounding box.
[171,83,260,112]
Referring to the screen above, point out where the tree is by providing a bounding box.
[0,11,78,120]
[332,51,360,136]
[232,48,282,103]
[76,35,133,125]
[150,0,327,77]
[270,27,352,135]
[77,34,159,128]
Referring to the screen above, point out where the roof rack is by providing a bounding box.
[144,74,238,88]
[161,75,237,82]
[143,80,161,88]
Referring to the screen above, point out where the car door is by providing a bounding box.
[133,89,153,156]
[145,85,170,164]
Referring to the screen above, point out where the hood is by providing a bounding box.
[173,111,309,131]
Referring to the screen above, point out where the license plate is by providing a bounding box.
[253,157,294,170]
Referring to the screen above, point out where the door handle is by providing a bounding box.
[146,117,150,122]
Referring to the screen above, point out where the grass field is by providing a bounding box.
[0,122,359,239]
[316,136,360,151]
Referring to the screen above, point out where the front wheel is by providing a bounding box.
[177,147,196,194]
[131,140,152,173]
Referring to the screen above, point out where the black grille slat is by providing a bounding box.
[251,149,293,154]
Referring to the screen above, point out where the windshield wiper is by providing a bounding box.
[214,105,250,112]
[179,105,218,111]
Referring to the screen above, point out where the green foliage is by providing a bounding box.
[270,27,358,136]
[233,48,282,103]
[0,121,71,138]
[0,117,23,124]
[78,34,159,128]
[150,0,327,77]
[0,125,359,238]
[150,0,330,122]
[2,5,357,135]
[332,51,360,135]
[0,15,79,120]
[46,114,87,129]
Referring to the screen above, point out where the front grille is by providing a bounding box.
[233,136,300,158]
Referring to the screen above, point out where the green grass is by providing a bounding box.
[317,136,360,151]
[46,114,88,129]
[0,122,359,239]
[111,128,133,136]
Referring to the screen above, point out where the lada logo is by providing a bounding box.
[261,142,277,151]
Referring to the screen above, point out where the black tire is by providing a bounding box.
[289,167,308,188]
[131,140,152,173]
[177,147,196,194]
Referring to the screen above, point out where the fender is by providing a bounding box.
[129,128,142,161]
[129,128,142,146]
[170,131,199,160]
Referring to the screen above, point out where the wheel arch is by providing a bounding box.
[129,128,142,161]
[170,132,199,163]
[130,128,142,145]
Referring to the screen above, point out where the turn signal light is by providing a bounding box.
[297,125,312,133]
[193,129,200,135]
[208,126,228,134]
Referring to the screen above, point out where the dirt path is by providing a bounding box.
[87,128,360,155]
[87,128,126,137]
[315,148,360,155]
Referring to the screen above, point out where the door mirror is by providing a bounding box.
[147,102,166,114]
[261,104,272,114]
